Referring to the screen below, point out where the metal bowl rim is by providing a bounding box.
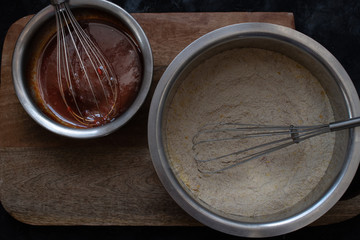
[12,0,153,138]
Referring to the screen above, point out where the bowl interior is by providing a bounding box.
[160,34,351,223]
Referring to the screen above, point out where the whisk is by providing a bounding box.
[192,117,360,173]
[51,0,119,126]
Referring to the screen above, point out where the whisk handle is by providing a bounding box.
[329,116,360,131]
[50,0,66,5]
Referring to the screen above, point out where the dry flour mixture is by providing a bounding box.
[165,48,335,217]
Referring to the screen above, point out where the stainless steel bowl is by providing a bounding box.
[12,0,153,138]
[148,23,360,237]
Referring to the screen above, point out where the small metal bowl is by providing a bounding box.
[12,0,153,138]
[148,23,360,237]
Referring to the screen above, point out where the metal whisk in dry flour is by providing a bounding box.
[165,48,335,217]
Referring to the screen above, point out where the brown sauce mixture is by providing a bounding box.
[37,20,142,128]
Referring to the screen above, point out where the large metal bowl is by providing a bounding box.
[148,23,360,237]
[12,0,153,138]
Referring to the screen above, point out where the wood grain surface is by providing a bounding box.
[1,12,358,227]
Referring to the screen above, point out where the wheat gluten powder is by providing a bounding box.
[165,48,335,217]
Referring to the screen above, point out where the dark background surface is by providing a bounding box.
[1,0,360,239]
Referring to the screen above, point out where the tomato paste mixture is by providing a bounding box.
[37,20,142,128]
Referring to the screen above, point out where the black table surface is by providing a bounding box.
[1,0,360,239]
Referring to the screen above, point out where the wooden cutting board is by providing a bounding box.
[1,12,359,227]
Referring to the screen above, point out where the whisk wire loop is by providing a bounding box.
[61,3,101,108]
[65,4,117,101]
[55,3,84,119]
[52,1,119,126]
[192,122,331,173]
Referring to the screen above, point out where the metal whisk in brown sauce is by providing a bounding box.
[37,20,142,128]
